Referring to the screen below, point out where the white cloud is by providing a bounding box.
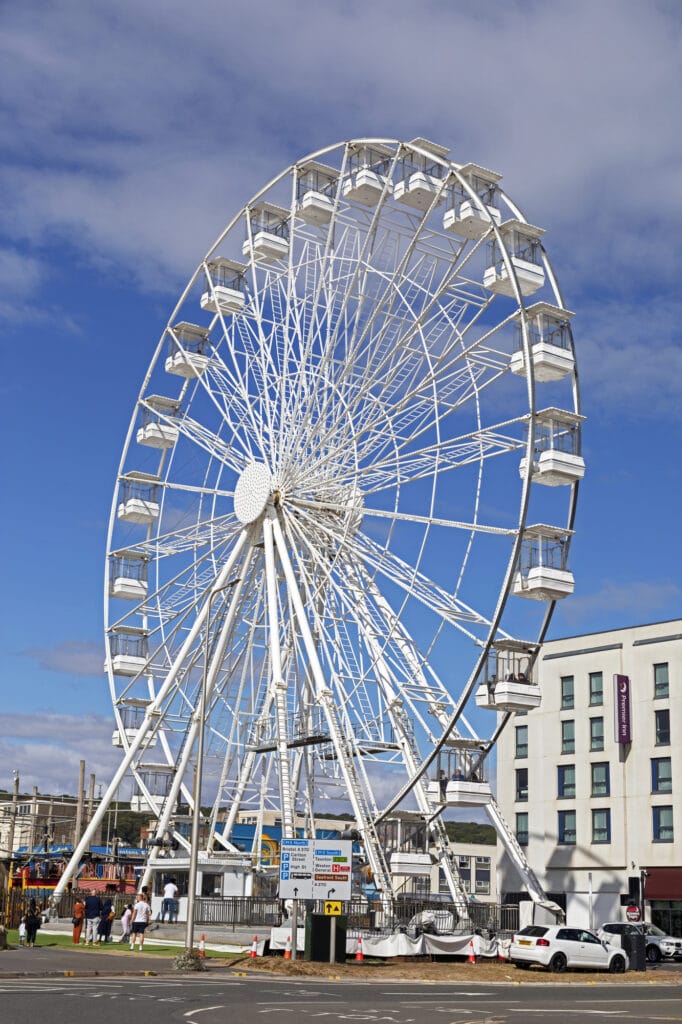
[22,640,104,677]
[556,579,682,627]
[0,712,123,795]
[1,0,680,300]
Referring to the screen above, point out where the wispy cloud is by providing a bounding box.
[1,712,123,796]
[555,579,682,628]
[22,640,103,677]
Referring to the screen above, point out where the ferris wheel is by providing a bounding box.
[55,138,583,910]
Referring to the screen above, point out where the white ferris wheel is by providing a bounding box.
[56,138,583,911]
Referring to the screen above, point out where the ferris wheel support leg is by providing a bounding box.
[263,515,297,839]
[270,513,394,898]
[139,555,253,889]
[351,577,469,913]
[485,797,564,920]
[50,530,249,907]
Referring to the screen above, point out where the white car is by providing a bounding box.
[510,925,628,973]
[597,922,682,962]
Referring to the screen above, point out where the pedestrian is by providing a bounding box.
[72,897,85,944]
[130,892,152,951]
[18,916,27,946]
[161,877,178,923]
[119,904,133,943]
[25,906,41,947]
[83,889,102,946]
[97,895,114,944]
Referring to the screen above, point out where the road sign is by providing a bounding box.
[312,839,353,900]
[324,900,342,916]
[279,838,313,900]
[279,838,353,900]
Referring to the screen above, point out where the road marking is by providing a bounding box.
[184,1007,225,1016]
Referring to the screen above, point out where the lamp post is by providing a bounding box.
[184,580,238,954]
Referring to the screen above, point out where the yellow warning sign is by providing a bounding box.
[324,900,342,916]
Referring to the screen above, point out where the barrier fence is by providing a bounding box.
[1,889,519,935]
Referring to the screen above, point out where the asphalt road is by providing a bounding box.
[1,974,681,1024]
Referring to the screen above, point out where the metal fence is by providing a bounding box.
[1,890,519,936]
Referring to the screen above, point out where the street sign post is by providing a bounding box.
[279,838,353,964]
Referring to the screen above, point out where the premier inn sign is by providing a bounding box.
[613,674,632,744]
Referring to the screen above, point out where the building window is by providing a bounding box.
[651,757,672,794]
[475,856,491,895]
[654,663,669,700]
[515,768,528,802]
[561,675,574,710]
[558,809,576,845]
[458,855,471,892]
[558,764,576,799]
[516,812,529,847]
[653,805,674,843]
[591,762,610,797]
[592,808,611,844]
[655,708,670,746]
[561,719,575,755]
[589,671,604,706]
[590,716,604,752]
[515,725,528,758]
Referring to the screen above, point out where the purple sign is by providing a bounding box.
[614,674,631,744]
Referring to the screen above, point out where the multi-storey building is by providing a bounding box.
[496,619,681,934]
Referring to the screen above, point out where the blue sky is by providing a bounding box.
[1,0,681,796]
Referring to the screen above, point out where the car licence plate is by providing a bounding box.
[518,939,532,945]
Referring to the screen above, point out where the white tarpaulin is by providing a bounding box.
[270,926,501,959]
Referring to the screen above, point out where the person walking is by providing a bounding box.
[130,893,152,951]
[72,897,85,944]
[97,895,114,944]
[118,904,133,943]
[25,906,41,947]
[83,889,102,946]
[18,917,27,946]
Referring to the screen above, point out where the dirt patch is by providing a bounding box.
[237,955,679,984]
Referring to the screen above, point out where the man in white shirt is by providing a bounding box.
[130,894,152,950]
[161,878,179,923]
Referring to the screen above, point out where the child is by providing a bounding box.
[18,916,27,946]
[119,904,133,943]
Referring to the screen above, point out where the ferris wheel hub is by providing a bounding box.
[234,462,273,524]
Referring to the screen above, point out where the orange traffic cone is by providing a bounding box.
[250,935,258,959]
[467,938,476,964]
[283,934,292,960]
[355,935,364,962]
[198,934,206,958]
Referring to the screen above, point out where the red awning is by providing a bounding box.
[644,867,682,900]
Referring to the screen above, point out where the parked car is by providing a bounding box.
[510,925,628,973]
[597,922,682,963]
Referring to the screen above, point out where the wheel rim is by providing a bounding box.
[101,138,582,903]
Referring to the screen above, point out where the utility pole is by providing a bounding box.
[86,773,96,825]
[74,760,85,847]
[5,771,20,862]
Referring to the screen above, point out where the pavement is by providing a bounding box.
[0,918,261,978]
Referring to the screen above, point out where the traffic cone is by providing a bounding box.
[467,938,476,964]
[198,934,206,958]
[250,935,258,959]
[355,935,364,962]
[283,934,292,960]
